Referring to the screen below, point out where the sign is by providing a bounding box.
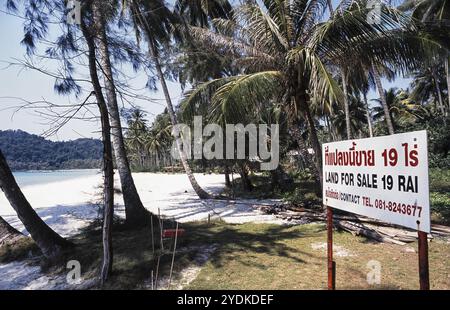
[322,130,430,233]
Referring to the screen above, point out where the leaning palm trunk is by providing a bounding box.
[304,106,323,187]
[81,19,114,285]
[432,72,446,116]
[92,0,149,226]
[0,215,27,246]
[446,56,450,113]
[296,92,323,187]
[224,164,231,187]
[133,4,210,199]
[341,68,352,139]
[372,64,395,135]
[363,93,373,137]
[290,124,318,173]
[0,150,69,258]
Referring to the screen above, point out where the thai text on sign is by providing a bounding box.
[322,130,430,232]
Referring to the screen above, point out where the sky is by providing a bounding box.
[0,1,411,142]
[0,6,182,141]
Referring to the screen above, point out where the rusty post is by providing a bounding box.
[418,231,430,290]
[327,206,335,290]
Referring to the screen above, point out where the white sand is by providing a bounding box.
[0,172,283,236]
[0,172,283,290]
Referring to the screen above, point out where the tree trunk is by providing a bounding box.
[326,0,334,14]
[238,163,253,192]
[133,3,210,199]
[303,105,323,187]
[363,92,373,137]
[290,124,317,173]
[92,1,149,227]
[432,72,446,116]
[445,56,450,113]
[224,164,231,187]
[0,215,26,246]
[372,64,395,135]
[0,150,69,258]
[341,68,352,140]
[81,19,114,285]
[294,87,323,187]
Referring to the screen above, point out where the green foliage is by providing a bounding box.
[430,192,450,225]
[0,130,102,171]
[429,168,450,224]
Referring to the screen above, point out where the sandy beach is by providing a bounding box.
[0,172,283,237]
[0,172,285,289]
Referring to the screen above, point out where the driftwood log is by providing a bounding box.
[258,204,449,245]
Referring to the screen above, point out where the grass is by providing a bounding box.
[185,222,450,290]
[1,168,448,289]
[0,236,39,263]
[1,220,449,290]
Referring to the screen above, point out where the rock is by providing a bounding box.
[402,246,416,253]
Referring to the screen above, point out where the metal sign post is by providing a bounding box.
[322,131,431,290]
[418,231,430,290]
[327,205,336,290]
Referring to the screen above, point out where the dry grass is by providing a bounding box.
[2,220,449,290]
[185,222,450,290]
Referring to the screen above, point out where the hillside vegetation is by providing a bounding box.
[0,130,102,170]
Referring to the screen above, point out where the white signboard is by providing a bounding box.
[322,130,430,232]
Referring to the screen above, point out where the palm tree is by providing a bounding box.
[372,88,429,130]
[410,60,447,115]
[127,0,211,199]
[332,95,368,138]
[90,0,150,226]
[0,215,27,246]
[371,63,396,134]
[125,109,150,169]
[181,0,426,185]
[80,10,115,284]
[175,0,233,27]
[0,150,70,258]
[400,0,450,113]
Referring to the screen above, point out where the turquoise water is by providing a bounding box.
[12,169,101,187]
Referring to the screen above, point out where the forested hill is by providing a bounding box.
[0,130,102,170]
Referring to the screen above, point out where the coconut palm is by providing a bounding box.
[121,0,213,199]
[181,0,432,184]
[0,150,70,258]
[372,88,429,130]
[125,109,150,169]
[332,94,369,138]
[410,60,448,115]
[90,0,151,226]
[175,0,233,27]
[401,0,450,113]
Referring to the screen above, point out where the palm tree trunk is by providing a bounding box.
[238,163,253,191]
[0,215,27,246]
[290,124,317,172]
[445,56,450,113]
[0,150,69,258]
[224,164,231,187]
[81,19,114,285]
[92,0,149,226]
[341,68,352,139]
[432,72,446,116]
[133,3,210,199]
[363,92,373,137]
[303,105,323,187]
[326,0,334,14]
[372,64,395,135]
[295,89,323,187]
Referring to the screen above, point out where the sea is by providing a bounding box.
[12,169,101,187]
